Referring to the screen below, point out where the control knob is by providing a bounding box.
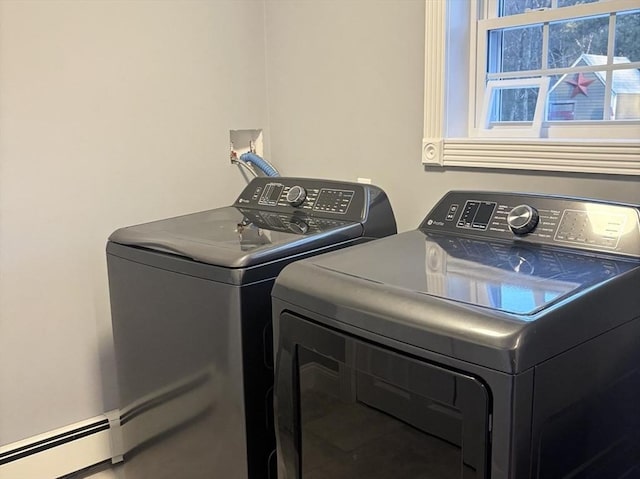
[286,185,307,207]
[287,218,309,235]
[507,204,539,236]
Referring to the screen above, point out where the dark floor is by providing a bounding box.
[67,407,238,479]
[301,389,461,479]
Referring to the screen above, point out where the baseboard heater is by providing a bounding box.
[0,370,214,478]
[0,416,114,479]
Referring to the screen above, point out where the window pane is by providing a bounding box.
[500,0,551,17]
[548,15,609,69]
[548,70,606,120]
[548,73,563,91]
[499,0,604,16]
[490,25,543,73]
[615,10,640,63]
[557,0,599,8]
[612,69,640,120]
[490,86,540,122]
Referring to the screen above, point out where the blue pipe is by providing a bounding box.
[239,152,279,177]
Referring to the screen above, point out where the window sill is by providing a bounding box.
[422,138,640,176]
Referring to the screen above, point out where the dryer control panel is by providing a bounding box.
[421,191,640,257]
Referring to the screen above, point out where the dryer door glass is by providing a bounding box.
[275,313,491,479]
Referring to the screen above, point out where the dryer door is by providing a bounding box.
[275,313,492,479]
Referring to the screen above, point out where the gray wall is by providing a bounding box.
[1,0,637,452]
[264,0,639,232]
[0,0,267,445]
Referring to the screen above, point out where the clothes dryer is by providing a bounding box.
[272,191,640,479]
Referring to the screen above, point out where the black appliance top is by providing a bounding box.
[272,191,640,372]
[306,231,637,316]
[421,191,640,258]
[107,177,396,269]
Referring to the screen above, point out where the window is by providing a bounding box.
[479,77,549,137]
[477,0,640,136]
[548,101,576,120]
[422,0,640,175]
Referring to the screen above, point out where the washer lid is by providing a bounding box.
[108,206,363,268]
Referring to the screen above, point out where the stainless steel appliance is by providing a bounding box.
[106,177,396,478]
[272,191,640,479]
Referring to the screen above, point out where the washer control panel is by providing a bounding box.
[313,188,355,214]
[254,183,355,213]
[456,200,497,230]
[234,177,381,223]
[421,191,640,257]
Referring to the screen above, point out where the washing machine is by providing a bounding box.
[106,177,396,479]
[272,191,640,479]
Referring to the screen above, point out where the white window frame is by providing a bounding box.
[479,77,549,137]
[422,0,640,175]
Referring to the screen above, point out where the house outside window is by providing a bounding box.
[548,55,640,121]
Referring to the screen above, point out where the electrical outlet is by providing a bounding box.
[357,177,372,184]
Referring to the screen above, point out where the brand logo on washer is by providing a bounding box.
[238,198,250,204]
[427,219,433,225]
[427,219,444,226]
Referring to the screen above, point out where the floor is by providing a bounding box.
[72,464,119,479]
[73,388,460,479]
[65,406,232,479]
[300,389,460,479]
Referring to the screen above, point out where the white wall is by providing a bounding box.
[0,0,267,445]
[264,0,640,232]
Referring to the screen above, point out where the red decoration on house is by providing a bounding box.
[566,73,595,98]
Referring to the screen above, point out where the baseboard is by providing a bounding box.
[0,371,215,478]
[0,415,113,479]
